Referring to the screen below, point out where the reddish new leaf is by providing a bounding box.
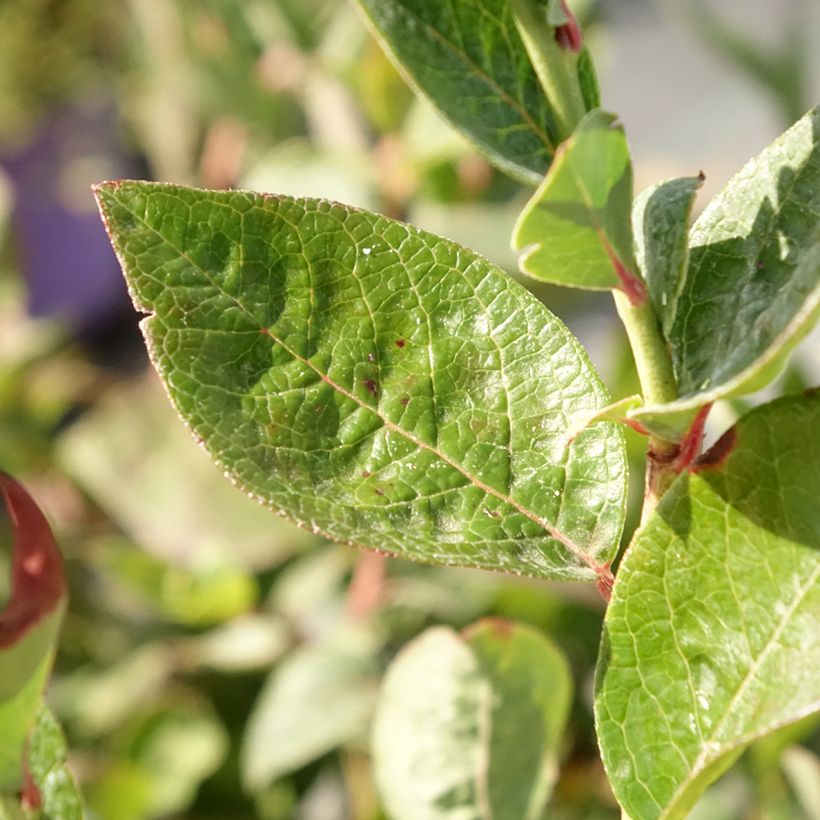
[0,473,65,648]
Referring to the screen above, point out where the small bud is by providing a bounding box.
[554,0,582,52]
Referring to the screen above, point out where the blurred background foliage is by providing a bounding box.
[0,0,819,818]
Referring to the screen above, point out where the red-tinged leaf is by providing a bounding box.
[0,473,68,793]
[0,473,66,648]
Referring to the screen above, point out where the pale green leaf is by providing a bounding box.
[596,393,820,819]
[632,175,703,335]
[57,375,315,573]
[513,110,642,295]
[241,626,381,789]
[351,0,599,185]
[95,181,627,582]
[782,746,820,819]
[373,620,572,820]
[631,106,820,439]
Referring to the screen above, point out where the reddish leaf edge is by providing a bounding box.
[0,472,66,648]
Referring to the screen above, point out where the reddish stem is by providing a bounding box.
[671,404,713,473]
[347,551,387,621]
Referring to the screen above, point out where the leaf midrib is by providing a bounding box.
[110,192,601,573]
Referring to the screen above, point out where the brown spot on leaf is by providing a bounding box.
[400,396,410,407]
[363,378,379,397]
[374,487,385,497]
[395,339,406,348]
[367,353,376,362]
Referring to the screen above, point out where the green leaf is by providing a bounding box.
[631,106,820,439]
[26,707,83,820]
[351,0,598,185]
[632,175,704,335]
[512,110,644,298]
[596,393,820,819]
[241,626,381,790]
[95,181,627,582]
[0,474,66,791]
[372,619,572,820]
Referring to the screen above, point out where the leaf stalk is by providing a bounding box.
[510,0,588,140]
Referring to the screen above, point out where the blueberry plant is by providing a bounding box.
[4,0,817,817]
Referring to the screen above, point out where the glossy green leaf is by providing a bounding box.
[632,106,820,439]
[513,110,643,297]
[351,0,599,185]
[632,175,703,335]
[596,394,820,819]
[0,474,66,791]
[241,626,381,790]
[26,707,83,820]
[95,181,627,582]
[373,619,572,820]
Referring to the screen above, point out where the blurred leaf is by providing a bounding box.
[373,620,572,820]
[93,538,257,626]
[241,625,381,790]
[269,546,352,639]
[355,38,414,132]
[632,105,820,440]
[596,394,820,819]
[53,644,174,738]
[89,703,227,819]
[26,707,83,820]
[242,140,377,211]
[782,746,820,819]
[0,0,118,142]
[58,375,316,571]
[181,613,290,674]
[513,110,642,297]
[0,474,66,791]
[96,181,627,582]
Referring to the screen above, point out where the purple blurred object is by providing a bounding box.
[1,100,142,333]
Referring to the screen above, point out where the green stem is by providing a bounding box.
[510,0,587,141]
[613,291,681,519]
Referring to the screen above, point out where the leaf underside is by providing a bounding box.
[96,181,627,581]
[596,393,820,819]
[352,0,598,185]
[633,105,820,439]
[373,620,572,820]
